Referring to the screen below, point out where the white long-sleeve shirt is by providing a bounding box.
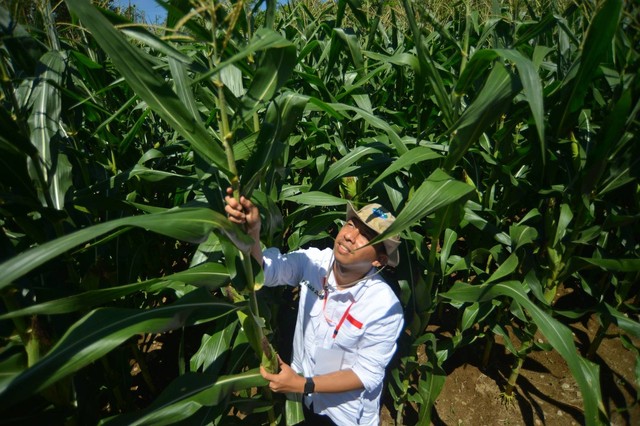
[262,247,404,425]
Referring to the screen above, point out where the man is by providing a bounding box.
[225,188,404,425]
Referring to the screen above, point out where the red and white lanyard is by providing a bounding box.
[321,276,363,338]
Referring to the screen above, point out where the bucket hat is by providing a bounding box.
[346,202,401,267]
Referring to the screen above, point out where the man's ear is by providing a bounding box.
[372,254,388,268]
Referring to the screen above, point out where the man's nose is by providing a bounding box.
[344,227,359,241]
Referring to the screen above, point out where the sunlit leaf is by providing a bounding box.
[0,263,231,319]
[441,281,605,423]
[371,146,441,186]
[0,288,240,409]
[552,0,623,136]
[27,51,66,209]
[65,0,229,172]
[0,207,248,290]
[102,369,267,426]
[284,191,346,207]
[318,145,382,189]
[242,31,296,113]
[374,169,475,241]
[445,62,520,171]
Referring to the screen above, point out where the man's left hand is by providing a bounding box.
[260,355,305,393]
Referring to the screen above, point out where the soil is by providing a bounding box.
[380,288,640,425]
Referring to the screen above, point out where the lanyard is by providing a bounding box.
[322,275,358,338]
[300,255,374,338]
[329,299,356,338]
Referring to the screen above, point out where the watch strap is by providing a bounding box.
[304,376,315,394]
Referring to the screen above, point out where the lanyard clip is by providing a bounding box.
[301,280,326,299]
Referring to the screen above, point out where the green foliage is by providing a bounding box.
[0,0,638,424]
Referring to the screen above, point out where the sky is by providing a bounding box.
[114,0,167,23]
[113,0,282,23]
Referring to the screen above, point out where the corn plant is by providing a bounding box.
[0,0,294,423]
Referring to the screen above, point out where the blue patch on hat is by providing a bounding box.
[372,207,388,219]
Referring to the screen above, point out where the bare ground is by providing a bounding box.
[381,294,639,425]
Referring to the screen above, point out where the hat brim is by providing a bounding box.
[346,202,400,267]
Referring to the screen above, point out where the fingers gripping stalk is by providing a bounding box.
[224,187,279,375]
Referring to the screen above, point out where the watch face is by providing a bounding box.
[305,377,315,394]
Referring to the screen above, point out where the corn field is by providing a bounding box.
[0,0,638,424]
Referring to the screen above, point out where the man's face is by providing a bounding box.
[333,218,382,269]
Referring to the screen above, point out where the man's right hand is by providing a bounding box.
[224,187,262,261]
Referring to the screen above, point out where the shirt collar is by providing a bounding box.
[327,266,379,299]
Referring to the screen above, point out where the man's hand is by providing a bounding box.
[260,355,305,394]
[224,187,261,239]
[224,187,263,262]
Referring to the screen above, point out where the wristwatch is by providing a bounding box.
[304,376,315,395]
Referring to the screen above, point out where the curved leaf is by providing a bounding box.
[103,369,267,426]
[64,0,229,173]
[318,145,382,189]
[567,257,640,274]
[552,0,623,136]
[284,191,346,207]
[241,92,308,195]
[0,262,230,319]
[371,146,441,186]
[296,99,409,156]
[484,252,519,285]
[242,31,296,113]
[444,62,521,171]
[333,28,364,73]
[27,51,68,209]
[190,319,237,373]
[374,169,474,241]
[456,48,545,156]
[602,303,640,340]
[440,228,457,276]
[0,207,248,290]
[441,281,605,424]
[0,288,240,409]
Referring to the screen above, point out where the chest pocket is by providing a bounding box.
[334,316,364,369]
[333,314,365,349]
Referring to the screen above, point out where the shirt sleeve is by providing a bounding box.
[349,304,404,392]
[262,247,324,287]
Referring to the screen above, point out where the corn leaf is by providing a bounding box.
[284,191,346,207]
[552,0,622,136]
[441,280,605,424]
[0,262,230,319]
[602,304,640,340]
[190,319,237,373]
[484,252,519,285]
[371,146,441,186]
[64,0,229,172]
[103,369,267,426]
[318,145,382,189]
[373,169,475,241]
[242,31,296,114]
[0,288,240,409]
[567,257,640,274]
[455,47,546,160]
[444,62,521,171]
[27,51,67,209]
[0,207,248,290]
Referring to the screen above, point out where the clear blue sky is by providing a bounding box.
[114,0,167,23]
